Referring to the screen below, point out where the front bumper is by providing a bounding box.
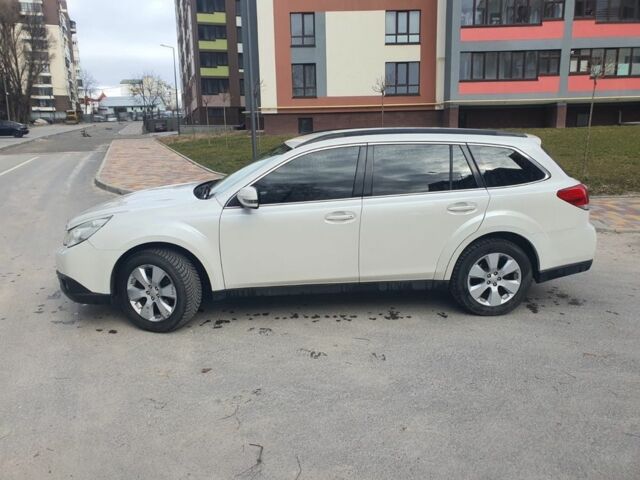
[56,240,120,296]
[57,272,111,304]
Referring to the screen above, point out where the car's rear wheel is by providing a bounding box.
[450,239,532,316]
[117,248,202,332]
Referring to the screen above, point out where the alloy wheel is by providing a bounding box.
[466,253,522,307]
[127,264,177,322]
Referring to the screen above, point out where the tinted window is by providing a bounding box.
[372,144,477,196]
[254,147,360,205]
[469,145,546,188]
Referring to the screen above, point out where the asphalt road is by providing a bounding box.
[1,126,639,479]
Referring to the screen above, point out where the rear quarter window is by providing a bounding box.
[469,145,546,188]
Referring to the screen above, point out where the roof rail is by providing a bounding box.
[296,127,527,148]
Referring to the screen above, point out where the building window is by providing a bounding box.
[298,118,314,134]
[200,52,228,68]
[292,64,316,97]
[290,13,315,47]
[19,2,42,13]
[201,78,230,95]
[385,62,420,95]
[236,26,242,42]
[239,78,245,96]
[460,50,560,81]
[574,0,595,17]
[570,47,640,77]
[238,53,244,69]
[198,24,227,41]
[461,0,548,26]
[196,0,225,13]
[538,50,561,75]
[543,0,565,19]
[596,0,640,22]
[32,87,53,96]
[385,11,420,44]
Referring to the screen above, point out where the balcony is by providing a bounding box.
[198,39,228,51]
[197,12,226,24]
[200,66,230,77]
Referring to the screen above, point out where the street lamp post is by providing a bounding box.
[2,72,11,122]
[160,44,181,135]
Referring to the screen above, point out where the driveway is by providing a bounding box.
[0,126,638,479]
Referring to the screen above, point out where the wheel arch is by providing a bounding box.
[444,231,541,282]
[110,242,213,300]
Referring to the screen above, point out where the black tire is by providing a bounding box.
[14,132,23,138]
[449,238,532,316]
[117,248,202,332]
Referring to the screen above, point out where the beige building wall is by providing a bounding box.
[325,11,420,97]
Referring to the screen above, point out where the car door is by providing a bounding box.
[0,121,8,135]
[219,145,365,289]
[359,142,490,282]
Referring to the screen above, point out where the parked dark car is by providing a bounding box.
[154,121,168,132]
[0,120,29,138]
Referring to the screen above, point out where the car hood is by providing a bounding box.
[67,182,200,229]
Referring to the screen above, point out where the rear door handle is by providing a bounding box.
[325,211,357,223]
[447,202,477,214]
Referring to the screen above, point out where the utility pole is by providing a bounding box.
[161,44,181,135]
[2,72,11,121]
[244,0,258,161]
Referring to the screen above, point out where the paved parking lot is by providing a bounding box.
[1,126,639,479]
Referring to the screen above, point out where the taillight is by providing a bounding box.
[557,184,589,210]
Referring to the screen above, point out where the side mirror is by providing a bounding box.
[237,186,259,209]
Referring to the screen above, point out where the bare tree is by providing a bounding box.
[372,77,387,127]
[202,95,211,145]
[129,73,172,117]
[582,56,615,178]
[79,70,96,115]
[0,0,55,123]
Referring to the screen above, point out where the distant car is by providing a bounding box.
[106,115,118,123]
[0,120,29,138]
[93,115,106,123]
[154,122,168,132]
[56,128,596,332]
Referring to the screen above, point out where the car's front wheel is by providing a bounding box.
[117,248,202,332]
[450,239,532,316]
[14,131,23,138]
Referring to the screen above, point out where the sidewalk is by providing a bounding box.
[0,123,92,151]
[590,196,640,233]
[95,138,221,194]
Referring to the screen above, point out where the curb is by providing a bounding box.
[155,138,226,178]
[93,142,133,195]
[0,124,96,152]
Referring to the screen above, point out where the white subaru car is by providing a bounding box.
[56,128,596,332]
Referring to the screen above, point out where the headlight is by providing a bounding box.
[63,217,111,248]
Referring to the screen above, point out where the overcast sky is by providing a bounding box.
[69,0,178,89]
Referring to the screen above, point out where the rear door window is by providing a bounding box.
[469,145,546,188]
[371,144,478,196]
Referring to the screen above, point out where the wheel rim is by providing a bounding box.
[466,253,522,307]
[127,264,177,322]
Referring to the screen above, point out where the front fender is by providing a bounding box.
[90,215,224,292]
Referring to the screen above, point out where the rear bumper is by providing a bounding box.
[57,271,111,304]
[536,260,593,283]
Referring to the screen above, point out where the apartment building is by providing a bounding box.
[254,0,447,134]
[175,0,245,125]
[18,0,81,121]
[445,0,640,127]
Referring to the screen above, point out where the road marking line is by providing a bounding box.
[0,156,39,177]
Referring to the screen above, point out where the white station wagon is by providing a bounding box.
[57,128,596,332]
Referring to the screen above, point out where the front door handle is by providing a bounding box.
[325,211,357,223]
[447,202,477,214]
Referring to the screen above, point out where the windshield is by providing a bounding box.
[258,143,292,159]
